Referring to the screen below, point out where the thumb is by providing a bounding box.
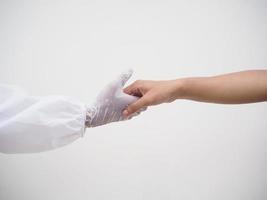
[116,69,133,87]
[102,69,133,95]
[123,96,150,116]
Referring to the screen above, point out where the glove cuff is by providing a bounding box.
[85,105,97,128]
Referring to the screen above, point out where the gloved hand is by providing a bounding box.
[85,69,145,128]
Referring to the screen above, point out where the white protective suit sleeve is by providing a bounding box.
[0,70,142,154]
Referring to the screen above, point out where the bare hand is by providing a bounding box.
[122,79,183,116]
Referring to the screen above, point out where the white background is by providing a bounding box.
[0,0,267,199]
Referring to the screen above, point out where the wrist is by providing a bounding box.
[172,78,189,100]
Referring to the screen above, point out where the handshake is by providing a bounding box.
[85,69,146,128]
[1,69,266,153]
[86,69,183,128]
[85,68,267,128]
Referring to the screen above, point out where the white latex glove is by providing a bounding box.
[0,70,144,153]
[85,69,144,128]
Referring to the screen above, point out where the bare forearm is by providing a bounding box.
[179,70,267,104]
[123,70,267,116]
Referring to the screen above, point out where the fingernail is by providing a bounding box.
[123,110,129,116]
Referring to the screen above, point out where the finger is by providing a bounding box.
[123,82,136,94]
[102,69,133,95]
[117,69,133,87]
[123,97,150,116]
[123,109,143,120]
[123,81,142,96]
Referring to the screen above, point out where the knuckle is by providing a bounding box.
[135,80,143,85]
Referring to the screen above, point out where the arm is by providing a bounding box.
[0,70,141,154]
[123,70,267,116]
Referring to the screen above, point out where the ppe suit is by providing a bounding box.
[0,70,142,153]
